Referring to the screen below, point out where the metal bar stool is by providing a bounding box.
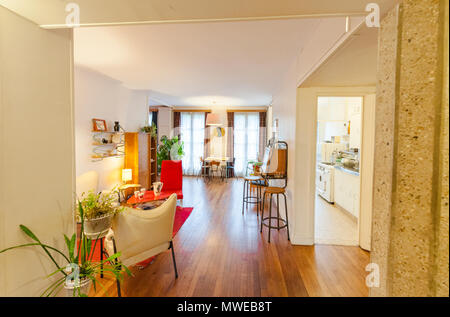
[260,186,290,243]
[242,175,263,215]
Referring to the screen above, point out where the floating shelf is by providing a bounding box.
[92,131,124,134]
[91,130,125,161]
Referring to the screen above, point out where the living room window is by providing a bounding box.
[180,112,205,175]
[233,112,259,176]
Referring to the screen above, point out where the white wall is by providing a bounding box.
[270,17,364,245]
[359,94,376,251]
[0,7,74,296]
[74,66,148,192]
[157,106,173,144]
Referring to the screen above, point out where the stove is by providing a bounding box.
[316,162,335,203]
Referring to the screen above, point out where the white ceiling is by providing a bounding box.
[74,18,323,106]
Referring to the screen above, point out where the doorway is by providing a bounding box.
[314,96,364,246]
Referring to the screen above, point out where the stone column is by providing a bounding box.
[371,0,448,297]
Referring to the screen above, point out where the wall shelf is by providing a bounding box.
[91,131,125,162]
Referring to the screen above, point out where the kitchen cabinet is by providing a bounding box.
[334,168,360,218]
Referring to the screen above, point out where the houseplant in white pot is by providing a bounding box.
[79,189,122,239]
[0,202,131,297]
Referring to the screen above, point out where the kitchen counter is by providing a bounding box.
[334,165,360,176]
[334,166,360,218]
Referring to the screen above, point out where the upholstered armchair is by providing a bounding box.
[105,194,178,296]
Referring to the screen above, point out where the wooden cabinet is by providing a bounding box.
[124,132,157,189]
[334,168,360,218]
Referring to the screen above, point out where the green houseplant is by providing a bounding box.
[156,135,185,172]
[139,123,157,138]
[0,202,131,297]
[79,189,123,239]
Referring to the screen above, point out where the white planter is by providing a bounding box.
[83,214,113,239]
[64,278,92,297]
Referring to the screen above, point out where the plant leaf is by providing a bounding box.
[19,225,40,242]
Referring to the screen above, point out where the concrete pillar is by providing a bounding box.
[371,0,449,297]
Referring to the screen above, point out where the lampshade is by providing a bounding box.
[205,113,222,126]
[122,169,132,182]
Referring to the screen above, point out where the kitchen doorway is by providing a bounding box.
[314,95,375,248]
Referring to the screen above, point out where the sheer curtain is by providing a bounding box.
[233,112,260,176]
[180,112,205,175]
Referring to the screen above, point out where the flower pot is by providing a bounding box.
[83,213,113,239]
[64,278,92,297]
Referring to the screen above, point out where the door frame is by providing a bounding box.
[295,86,376,248]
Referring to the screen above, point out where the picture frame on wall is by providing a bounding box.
[92,118,107,132]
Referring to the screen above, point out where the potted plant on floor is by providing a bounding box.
[0,202,131,297]
[79,189,122,239]
[157,135,185,172]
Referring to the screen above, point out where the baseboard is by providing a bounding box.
[290,234,314,246]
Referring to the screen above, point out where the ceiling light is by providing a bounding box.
[206,113,222,126]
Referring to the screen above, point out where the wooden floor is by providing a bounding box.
[92,176,370,297]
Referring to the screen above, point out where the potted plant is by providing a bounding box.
[139,123,157,139]
[79,189,122,239]
[0,202,131,297]
[156,135,185,172]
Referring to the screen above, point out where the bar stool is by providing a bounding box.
[242,175,263,215]
[260,186,290,243]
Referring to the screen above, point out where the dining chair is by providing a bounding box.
[219,161,227,181]
[199,157,210,181]
[160,160,183,200]
[105,194,178,296]
[209,160,221,180]
[226,158,235,179]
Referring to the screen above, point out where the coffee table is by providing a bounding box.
[126,190,171,206]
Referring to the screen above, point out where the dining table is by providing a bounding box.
[204,156,231,162]
[204,157,231,180]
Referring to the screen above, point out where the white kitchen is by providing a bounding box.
[314,96,364,246]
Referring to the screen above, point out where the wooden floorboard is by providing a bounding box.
[91,176,370,297]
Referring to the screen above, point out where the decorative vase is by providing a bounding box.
[64,278,92,297]
[83,214,113,239]
[114,121,120,132]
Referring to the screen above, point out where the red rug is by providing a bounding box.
[87,206,193,266]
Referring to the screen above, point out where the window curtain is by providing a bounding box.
[180,112,205,175]
[233,112,259,177]
[149,109,158,133]
[173,111,181,139]
[204,111,211,159]
[227,112,234,161]
[259,111,267,160]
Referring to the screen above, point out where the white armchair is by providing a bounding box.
[105,193,178,296]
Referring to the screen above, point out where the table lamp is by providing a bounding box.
[122,169,132,184]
